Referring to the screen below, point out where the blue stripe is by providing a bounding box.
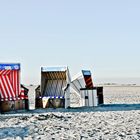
[0,64,20,70]
[41,96,65,99]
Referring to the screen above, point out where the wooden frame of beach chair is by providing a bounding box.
[36,66,71,109]
[0,63,29,112]
[71,70,104,107]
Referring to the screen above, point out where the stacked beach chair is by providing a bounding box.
[71,70,104,107]
[0,63,29,112]
[36,66,71,109]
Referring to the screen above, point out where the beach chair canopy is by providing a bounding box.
[0,63,21,101]
[71,70,94,94]
[41,66,71,97]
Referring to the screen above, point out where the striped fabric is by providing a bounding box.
[0,69,30,101]
[0,70,20,101]
[71,70,94,95]
[0,64,28,101]
[41,70,69,97]
[18,87,28,100]
[84,75,94,88]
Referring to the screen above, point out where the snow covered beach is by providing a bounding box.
[1,86,140,140]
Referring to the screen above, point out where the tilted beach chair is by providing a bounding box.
[71,70,103,107]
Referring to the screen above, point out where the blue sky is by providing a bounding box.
[0,1,140,85]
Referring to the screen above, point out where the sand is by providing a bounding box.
[1,85,140,140]
[104,86,140,104]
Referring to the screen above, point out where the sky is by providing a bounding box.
[0,0,140,85]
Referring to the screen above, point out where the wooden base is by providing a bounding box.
[0,99,29,112]
[35,98,65,108]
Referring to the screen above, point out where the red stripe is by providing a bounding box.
[12,70,14,87]
[86,81,93,86]
[16,71,19,96]
[0,70,3,75]
[0,69,20,100]
[0,81,6,99]
[85,77,92,83]
[8,71,16,97]
[0,76,7,98]
[84,76,94,88]
[1,70,15,99]
[21,89,25,92]
[1,76,9,98]
[15,71,17,96]
[3,75,12,98]
[4,76,12,98]
[12,70,15,95]
[2,70,10,75]
[0,79,6,99]
[9,70,13,83]
[12,70,16,97]
[14,70,18,97]
[11,70,20,97]
[10,70,13,84]
[3,70,11,75]
[20,88,25,98]
[0,70,6,75]
[5,76,15,98]
[6,71,15,98]
[12,70,15,94]
[17,70,20,96]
